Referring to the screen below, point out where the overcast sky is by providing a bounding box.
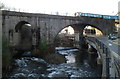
[1,0,120,15]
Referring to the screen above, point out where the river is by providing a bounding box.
[6,47,101,79]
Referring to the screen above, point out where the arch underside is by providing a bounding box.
[15,21,30,32]
[14,21,32,51]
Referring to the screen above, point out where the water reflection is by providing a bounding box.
[56,47,78,63]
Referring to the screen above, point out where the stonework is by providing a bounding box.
[2,10,115,51]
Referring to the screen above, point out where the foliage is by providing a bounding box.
[2,35,12,68]
[0,2,14,10]
[38,39,47,53]
[2,36,9,53]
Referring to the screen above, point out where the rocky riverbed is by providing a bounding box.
[3,47,101,79]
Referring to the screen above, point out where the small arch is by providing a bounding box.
[14,21,32,51]
[15,21,30,32]
[54,25,75,47]
[71,23,104,35]
[59,26,74,35]
[83,25,103,36]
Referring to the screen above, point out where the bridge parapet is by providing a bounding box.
[85,36,120,78]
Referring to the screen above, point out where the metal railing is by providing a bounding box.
[85,36,120,78]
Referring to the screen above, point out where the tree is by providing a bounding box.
[0,2,10,10]
[0,2,5,10]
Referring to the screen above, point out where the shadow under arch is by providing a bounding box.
[15,21,30,32]
[14,21,32,51]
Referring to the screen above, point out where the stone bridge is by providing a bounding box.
[2,10,116,51]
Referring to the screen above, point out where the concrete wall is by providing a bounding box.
[2,10,115,46]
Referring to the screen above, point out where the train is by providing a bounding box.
[74,12,119,20]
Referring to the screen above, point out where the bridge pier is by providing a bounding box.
[74,31,80,48]
[78,34,88,50]
[88,45,98,68]
[102,54,108,78]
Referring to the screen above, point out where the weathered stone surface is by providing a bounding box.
[2,11,115,44]
[2,10,115,52]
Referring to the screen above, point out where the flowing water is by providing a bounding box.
[6,47,101,79]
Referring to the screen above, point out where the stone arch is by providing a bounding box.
[14,21,32,51]
[55,25,74,35]
[54,25,75,47]
[54,22,105,41]
[83,24,104,35]
[82,24,104,36]
[15,21,30,32]
[70,23,104,35]
[53,23,105,47]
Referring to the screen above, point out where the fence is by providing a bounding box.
[86,36,120,78]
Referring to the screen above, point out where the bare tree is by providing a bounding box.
[0,2,12,10]
[0,2,5,10]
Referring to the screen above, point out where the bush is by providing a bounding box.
[44,53,66,64]
[2,35,12,70]
[38,39,47,53]
[32,39,48,57]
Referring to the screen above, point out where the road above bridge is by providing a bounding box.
[86,35,120,78]
[94,36,120,57]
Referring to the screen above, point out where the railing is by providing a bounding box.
[85,36,120,78]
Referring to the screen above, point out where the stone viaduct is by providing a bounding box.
[2,10,116,51]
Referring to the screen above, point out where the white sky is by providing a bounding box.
[0,0,120,15]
